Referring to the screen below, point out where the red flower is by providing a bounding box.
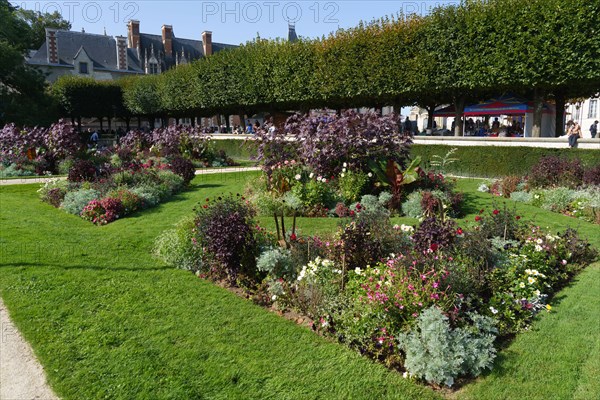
[203,205,208,209]
[456,228,463,235]
[290,233,297,241]
[430,243,439,252]
[479,209,484,214]
[516,215,521,220]
[349,210,355,217]
[355,203,362,211]
[493,209,500,215]
[475,216,482,222]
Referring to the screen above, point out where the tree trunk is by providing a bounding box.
[426,103,436,129]
[125,117,130,132]
[77,116,82,133]
[239,112,246,132]
[554,93,566,137]
[532,89,544,137]
[137,116,141,129]
[108,116,112,132]
[454,96,465,136]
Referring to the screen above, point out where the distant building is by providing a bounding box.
[25,21,239,82]
[26,29,143,82]
[126,20,237,75]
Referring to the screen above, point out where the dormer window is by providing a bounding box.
[79,62,88,74]
[149,62,158,74]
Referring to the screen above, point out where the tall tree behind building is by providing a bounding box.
[16,7,71,49]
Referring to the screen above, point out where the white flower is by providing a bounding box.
[536,238,543,245]
[354,267,362,275]
[400,224,414,233]
[367,172,373,178]
[342,168,347,173]
[561,259,567,266]
[489,306,498,314]
[271,295,277,301]
[340,173,345,178]
[403,372,409,379]
[519,282,526,289]
[309,172,314,179]
[534,290,541,297]
[535,244,543,252]
[317,176,322,182]
[295,174,301,180]
[528,277,536,285]
[322,178,327,183]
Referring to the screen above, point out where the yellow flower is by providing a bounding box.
[545,304,552,311]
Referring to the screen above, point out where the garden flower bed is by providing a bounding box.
[26,124,239,225]
[480,156,600,224]
[156,194,597,388]
[153,113,598,388]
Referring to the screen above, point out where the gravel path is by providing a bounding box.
[0,298,59,400]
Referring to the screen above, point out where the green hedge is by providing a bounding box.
[219,140,598,178]
[212,139,258,160]
[411,145,600,178]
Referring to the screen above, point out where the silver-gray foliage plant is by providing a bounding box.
[398,306,497,387]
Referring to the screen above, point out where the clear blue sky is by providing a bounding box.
[13,1,456,44]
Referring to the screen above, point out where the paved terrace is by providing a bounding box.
[210,134,600,150]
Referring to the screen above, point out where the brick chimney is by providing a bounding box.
[202,31,212,56]
[128,20,140,49]
[45,28,59,64]
[162,25,173,57]
[116,36,128,70]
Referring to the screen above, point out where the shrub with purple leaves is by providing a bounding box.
[169,156,195,185]
[527,156,584,189]
[151,125,211,158]
[0,124,46,162]
[279,111,411,178]
[194,195,258,282]
[118,129,152,151]
[412,216,457,253]
[583,164,600,186]
[253,124,300,173]
[107,188,143,214]
[45,120,82,159]
[68,160,97,182]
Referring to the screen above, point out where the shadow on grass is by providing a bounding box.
[459,191,488,215]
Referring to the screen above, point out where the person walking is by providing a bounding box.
[590,120,598,139]
[567,121,582,148]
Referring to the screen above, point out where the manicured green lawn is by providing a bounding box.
[0,173,597,399]
[453,178,600,400]
[0,173,438,400]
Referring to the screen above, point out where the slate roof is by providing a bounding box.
[138,33,237,70]
[27,30,143,73]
